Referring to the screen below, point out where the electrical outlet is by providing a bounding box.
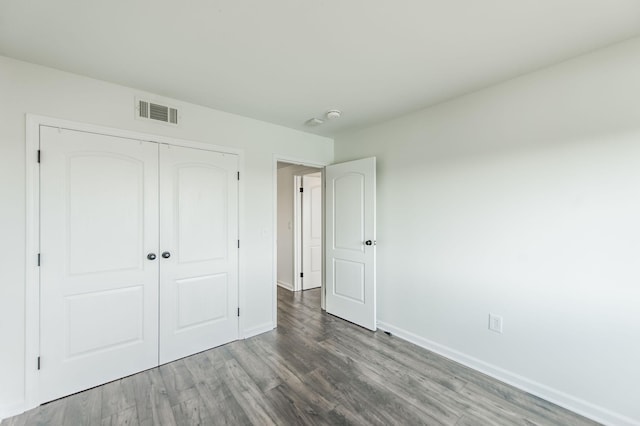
[488,313,503,334]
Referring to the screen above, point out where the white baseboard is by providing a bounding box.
[0,400,27,423]
[242,322,275,339]
[302,284,321,290]
[376,321,638,426]
[277,280,293,291]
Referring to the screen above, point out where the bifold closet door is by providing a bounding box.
[39,127,160,403]
[158,144,239,364]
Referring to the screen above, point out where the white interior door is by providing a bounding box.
[302,173,322,290]
[325,157,376,330]
[159,145,239,364]
[39,127,159,403]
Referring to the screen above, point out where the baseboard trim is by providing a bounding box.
[277,280,293,291]
[243,322,275,339]
[0,400,27,422]
[376,321,638,426]
[301,284,321,291]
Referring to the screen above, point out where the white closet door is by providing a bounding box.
[325,157,377,331]
[159,145,239,364]
[39,127,159,403]
[302,174,322,290]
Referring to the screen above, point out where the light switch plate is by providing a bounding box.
[489,313,504,334]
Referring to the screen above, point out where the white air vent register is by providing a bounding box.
[136,98,179,125]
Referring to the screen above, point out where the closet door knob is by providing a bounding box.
[365,240,373,246]
[147,253,157,260]
[162,251,171,259]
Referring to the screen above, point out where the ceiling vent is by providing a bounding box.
[136,98,178,125]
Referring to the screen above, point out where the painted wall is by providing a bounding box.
[334,37,640,425]
[0,56,332,418]
[277,165,296,290]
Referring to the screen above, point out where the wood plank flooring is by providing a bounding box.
[3,287,599,425]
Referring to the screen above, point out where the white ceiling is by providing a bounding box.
[1,1,640,136]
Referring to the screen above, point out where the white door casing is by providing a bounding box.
[39,127,160,403]
[325,157,377,331]
[302,174,322,290]
[159,145,239,364]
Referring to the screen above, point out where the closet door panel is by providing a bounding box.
[39,127,159,403]
[159,145,238,364]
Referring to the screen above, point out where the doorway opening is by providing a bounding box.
[272,156,377,332]
[276,161,323,306]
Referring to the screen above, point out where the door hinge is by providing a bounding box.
[237,308,240,317]
[37,356,41,370]
[37,253,41,266]
[237,171,240,180]
[299,187,303,193]
[237,240,240,249]
[300,272,304,278]
[37,150,41,163]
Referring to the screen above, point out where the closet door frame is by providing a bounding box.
[25,114,244,411]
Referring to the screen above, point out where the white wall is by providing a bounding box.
[0,56,332,418]
[277,165,296,289]
[335,37,640,425]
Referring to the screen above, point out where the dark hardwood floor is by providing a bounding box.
[3,287,598,425]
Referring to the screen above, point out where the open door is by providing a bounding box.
[325,157,376,330]
[302,173,322,290]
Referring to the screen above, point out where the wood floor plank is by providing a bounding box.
[101,379,136,420]
[198,379,252,425]
[2,286,600,426]
[264,383,330,425]
[218,357,279,425]
[101,405,138,426]
[131,369,177,426]
[182,350,252,425]
[459,381,600,426]
[158,360,197,408]
[304,367,395,425]
[23,399,67,426]
[0,413,27,426]
[171,396,212,426]
[320,333,466,422]
[62,385,103,425]
[224,341,282,392]
[244,336,310,385]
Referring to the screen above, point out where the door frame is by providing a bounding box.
[293,174,303,292]
[25,114,244,411]
[272,155,329,327]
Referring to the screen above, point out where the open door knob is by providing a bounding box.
[365,240,373,246]
[147,253,157,260]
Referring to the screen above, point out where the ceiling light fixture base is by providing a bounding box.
[326,109,342,120]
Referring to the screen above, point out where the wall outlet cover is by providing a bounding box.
[489,313,504,334]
